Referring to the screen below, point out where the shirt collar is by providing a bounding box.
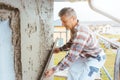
[74,20,80,31]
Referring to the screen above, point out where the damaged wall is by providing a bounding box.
[0,0,53,80]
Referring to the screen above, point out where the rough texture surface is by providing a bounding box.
[0,0,53,80]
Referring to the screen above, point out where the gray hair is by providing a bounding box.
[58,7,77,17]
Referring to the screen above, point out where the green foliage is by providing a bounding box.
[101,48,116,80]
[53,51,67,80]
[101,34,120,39]
[54,77,66,80]
[53,51,67,65]
[99,34,117,80]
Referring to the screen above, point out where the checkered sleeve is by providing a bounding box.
[59,39,73,51]
[53,31,90,71]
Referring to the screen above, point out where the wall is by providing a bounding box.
[0,0,53,80]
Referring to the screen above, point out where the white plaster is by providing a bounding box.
[0,20,15,80]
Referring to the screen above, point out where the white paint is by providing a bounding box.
[0,20,15,80]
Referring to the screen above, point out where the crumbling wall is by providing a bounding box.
[0,0,53,80]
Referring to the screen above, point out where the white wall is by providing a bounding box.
[0,0,54,80]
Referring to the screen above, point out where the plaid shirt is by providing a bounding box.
[53,23,102,71]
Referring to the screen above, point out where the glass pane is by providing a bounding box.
[0,20,15,80]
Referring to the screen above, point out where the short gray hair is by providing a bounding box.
[58,7,77,17]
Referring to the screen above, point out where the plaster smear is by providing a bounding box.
[0,20,15,80]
